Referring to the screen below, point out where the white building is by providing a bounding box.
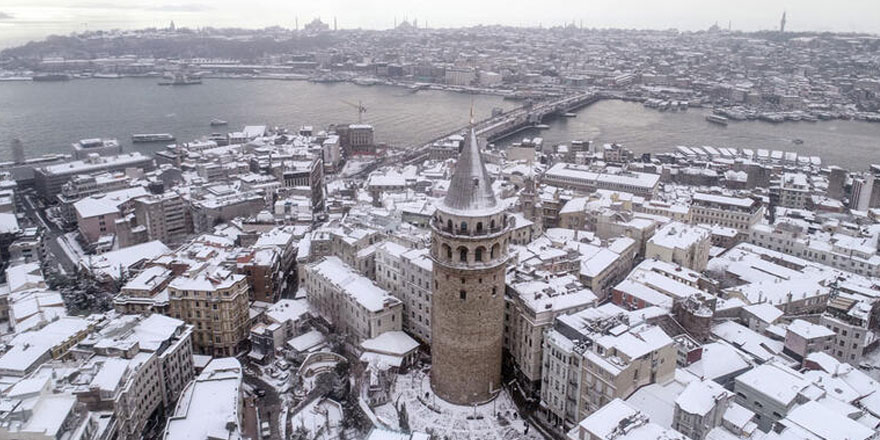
[163,357,243,440]
[645,221,711,271]
[690,192,763,240]
[304,256,403,344]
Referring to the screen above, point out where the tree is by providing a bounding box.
[47,267,116,314]
[290,425,310,440]
[397,401,410,432]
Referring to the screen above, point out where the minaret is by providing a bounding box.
[780,11,786,33]
[430,121,511,405]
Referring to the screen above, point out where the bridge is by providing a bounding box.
[353,91,604,177]
[476,91,601,142]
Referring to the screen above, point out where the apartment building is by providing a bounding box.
[375,242,433,343]
[733,362,813,432]
[34,152,154,200]
[132,192,194,245]
[304,256,403,344]
[750,222,880,278]
[504,273,596,396]
[113,265,174,315]
[820,292,873,365]
[167,269,250,357]
[690,192,762,241]
[645,221,712,271]
[164,358,243,440]
[540,304,676,431]
[777,172,810,209]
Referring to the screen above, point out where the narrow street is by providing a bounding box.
[243,372,284,439]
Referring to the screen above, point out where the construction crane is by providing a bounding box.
[341,100,367,124]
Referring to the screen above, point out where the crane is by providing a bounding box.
[341,100,367,124]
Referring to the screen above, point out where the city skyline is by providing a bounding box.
[2,0,880,48]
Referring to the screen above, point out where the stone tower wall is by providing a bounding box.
[430,212,510,404]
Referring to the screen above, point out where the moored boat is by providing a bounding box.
[132,133,175,143]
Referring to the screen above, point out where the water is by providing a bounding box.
[0,78,514,160]
[496,100,880,170]
[1,80,879,170]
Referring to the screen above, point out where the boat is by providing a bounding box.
[759,113,785,123]
[534,124,550,129]
[32,73,70,82]
[210,119,228,127]
[705,115,729,126]
[158,72,202,86]
[132,133,175,143]
[792,138,804,145]
[563,112,577,118]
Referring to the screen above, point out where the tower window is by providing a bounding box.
[460,222,468,233]
[477,222,483,233]
[460,290,467,300]
[475,247,484,262]
[458,247,468,262]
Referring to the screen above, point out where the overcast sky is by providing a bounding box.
[1,0,879,48]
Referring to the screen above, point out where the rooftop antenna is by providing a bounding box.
[469,101,475,126]
[334,16,337,31]
[295,16,299,31]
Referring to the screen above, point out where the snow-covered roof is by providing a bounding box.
[438,127,501,216]
[675,379,732,417]
[360,331,418,356]
[164,358,243,440]
[310,257,398,312]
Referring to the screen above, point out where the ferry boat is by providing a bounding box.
[210,119,228,127]
[132,133,175,143]
[705,115,729,126]
[158,72,202,86]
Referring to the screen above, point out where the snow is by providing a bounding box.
[712,321,784,363]
[360,331,419,356]
[265,299,310,324]
[82,240,170,281]
[0,212,21,234]
[73,186,148,218]
[784,401,875,440]
[165,358,243,440]
[287,330,326,353]
[576,399,638,439]
[675,379,731,416]
[289,398,344,439]
[311,256,396,312]
[735,363,808,406]
[373,369,542,440]
[692,192,756,209]
[21,394,77,437]
[787,319,835,339]
[742,303,783,325]
[685,342,752,382]
[90,357,130,392]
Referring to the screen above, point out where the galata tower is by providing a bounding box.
[430,125,510,404]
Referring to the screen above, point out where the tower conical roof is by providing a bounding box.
[440,127,499,215]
